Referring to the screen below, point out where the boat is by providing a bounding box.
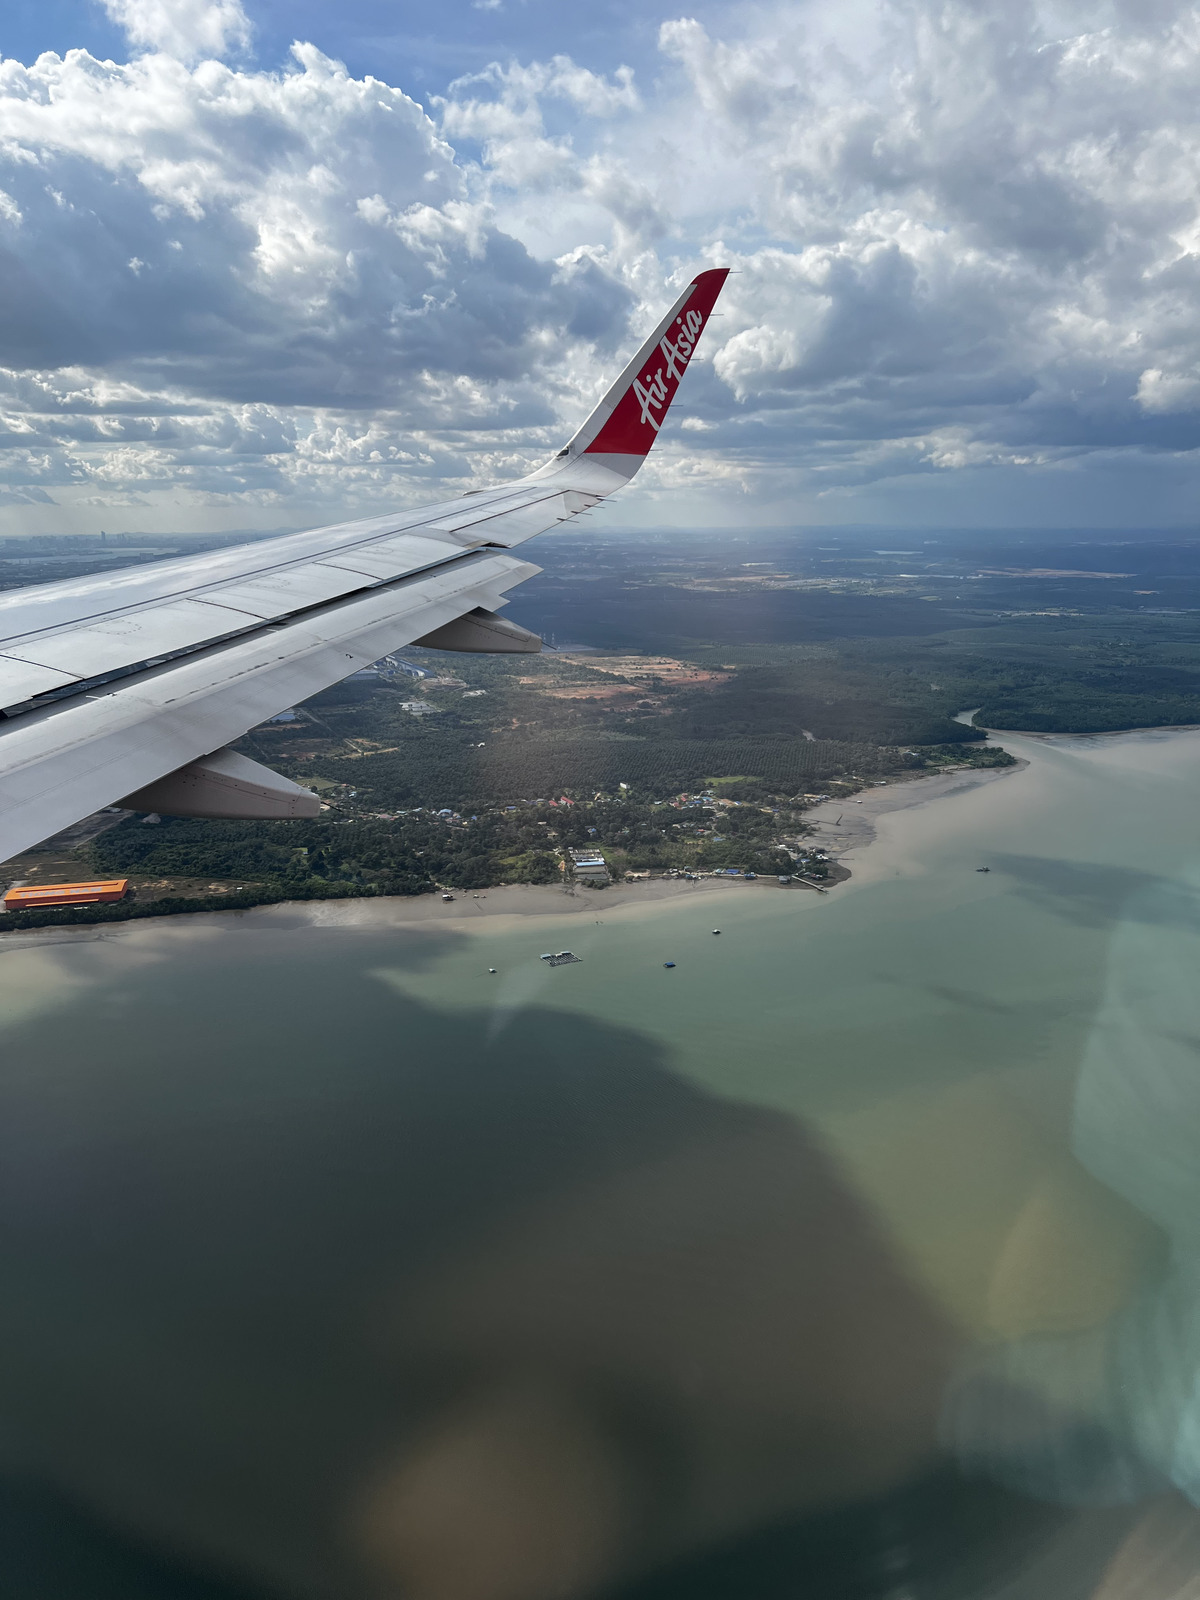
[541,951,581,967]
[663,961,676,968]
[976,867,990,873]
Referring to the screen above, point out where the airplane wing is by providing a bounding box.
[0,267,729,863]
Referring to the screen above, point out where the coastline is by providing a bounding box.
[982,721,1200,741]
[0,760,1027,945]
[799,759,1028,865]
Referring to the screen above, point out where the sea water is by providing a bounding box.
[2,728,1199,1332]
[2,728,1199,1585]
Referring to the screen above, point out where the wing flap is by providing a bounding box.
[199,564,383,619]
[1,599,261,707]
[0,657,82,705]
[300,532,473,577]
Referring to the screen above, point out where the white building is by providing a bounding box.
[568,847,610,884]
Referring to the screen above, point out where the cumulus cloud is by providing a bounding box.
[442,0,1200,516]
[101,0,252,63]
[0,35,639,522]
[0,43,633,401]
[646,1,1200,500]
[3,0,1200,529]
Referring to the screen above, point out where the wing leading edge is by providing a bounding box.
[0,267,729,863]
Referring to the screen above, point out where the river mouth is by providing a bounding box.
[1,725,1198,1597]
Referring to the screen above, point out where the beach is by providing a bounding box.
[0,758,1025,947]
[798,761,1027,868]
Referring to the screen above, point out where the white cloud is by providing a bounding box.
[4,1,1200,531]
[101,0,252,63]
[1136,367,1200,414]
[0,39,633,398]
[643,1,1200,514]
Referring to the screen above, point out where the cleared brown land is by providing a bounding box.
[520,681,652,703]
[555,654,730,685]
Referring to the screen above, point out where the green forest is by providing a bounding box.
[1,794,823,929]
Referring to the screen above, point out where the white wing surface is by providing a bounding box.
[0,268,729,862]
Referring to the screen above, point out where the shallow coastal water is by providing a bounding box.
[2,728,1200,1593]
[3,729,1200,1323]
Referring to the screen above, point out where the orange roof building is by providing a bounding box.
[3,879,129,910]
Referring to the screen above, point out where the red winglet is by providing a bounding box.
[583,267,729,458]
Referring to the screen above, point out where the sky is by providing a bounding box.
[1,0,1200,536]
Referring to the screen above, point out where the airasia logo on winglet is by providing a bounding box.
[632,306,706,431]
